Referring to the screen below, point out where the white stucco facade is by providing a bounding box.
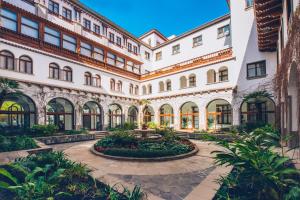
[0,0,279,131]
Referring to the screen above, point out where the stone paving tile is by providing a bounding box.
[110,166,216,200]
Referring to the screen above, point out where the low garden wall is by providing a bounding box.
[177,132,236,141]
[36,133,95,145]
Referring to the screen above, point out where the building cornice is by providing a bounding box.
[144,87,234,101]
[0,75,140,102]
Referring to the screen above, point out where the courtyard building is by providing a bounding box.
[0,0,296,140]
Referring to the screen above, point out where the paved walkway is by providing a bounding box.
[64,140,231,200]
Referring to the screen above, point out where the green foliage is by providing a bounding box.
[211,128,300,200]
[0,152,144,200]
[0,135,38,152]
[95,129,193,158]
[243,90,273,102]
[64,128,88,135]
[123,122,138,130]
[30,124,59,136]
[146,122,157,129]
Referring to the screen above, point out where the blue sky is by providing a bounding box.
[79,0,229,38]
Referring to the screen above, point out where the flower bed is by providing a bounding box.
[0,152,144,200]
[93,131,196,159]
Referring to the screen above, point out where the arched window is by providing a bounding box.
[117,81,122,92]
[219,67,228,82]
[46,98,74,131]
[63,66,72,82]
[84,72,92,85]
[159,81,164,92]
[110,79,115,91]
[94,74,101,87]
[0,50,15,70]
[83,101,102,131]
[128,106,138,125]
[19,55,33,74]
[109,104,122,128]
[143,106,154,124]
[241,96,275,127]
[180,102,199,130]
[180,76,187,89]
[135,85,139,95]
[207,69,216,84]
[166,80,172,91]
[207,99,232,131]
[49,63,60,80]
[0,93,36,128]
[148,84,152,94]
[129,84,134,94]
[142,86,147,95]
[160,104,174,127]
[189,74,196,87]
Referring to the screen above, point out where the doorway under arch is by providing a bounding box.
[46,98,74,131]
[159,104,174,127]
[180,102,199,130]
[83,101,103,131]
[109,104,123,128]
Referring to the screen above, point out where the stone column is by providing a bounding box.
[102,106,110,130]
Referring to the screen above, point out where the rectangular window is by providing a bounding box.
[193,35,202,47]
[21,17,39,38]
[48,0,59,15]
[80,42,92,57]
[127,61,134,72]
[94,24,100,35]
[172,44,180,55]
[109,33,115,43]
[107,53,116,66]
[219,69,228,82]
[145,51,150,60]
[0,9,17,32]
[116,57,125,68]
[128,43,132,52]
[62,34,76,52]
[156,52,162,61]
[44,26,60,46]
[116,36,122,46]
[102,25,107,36]
[133,46,138,54]
[83,18,91,30]
[62,7,72,20]
[94,47,104,61]
[218,25,230,38]
[247,60,266,79]
[287,0,293,22]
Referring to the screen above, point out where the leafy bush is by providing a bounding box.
[147,122,157,129]
[95,130,194,158]
[64,128,88,135]
[30,124,58,136]
[0,135,38,152]
[211,128,300,200]
[0,152,145,200]
[123,122,137,130]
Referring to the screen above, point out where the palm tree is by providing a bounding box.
[0,78,20,106]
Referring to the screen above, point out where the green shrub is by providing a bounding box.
[30,124,58,136]
[211,128,300,200]
[0,135,38,152]
[96,131,138,148]
[123,122,137,130]
[147,122,157,129]
[103,148,185,158]
[0,152,144,200]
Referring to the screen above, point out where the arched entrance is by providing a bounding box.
[0,93,36,129]
[240,96,275,127]
[128,106,138,124]
[180,102,199,130]
[206,99,232,131]
[46,98,74,131]
[143,106,154,124]
[109,104,122,128]
[83,101,102,131]
[159,104,174,127]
